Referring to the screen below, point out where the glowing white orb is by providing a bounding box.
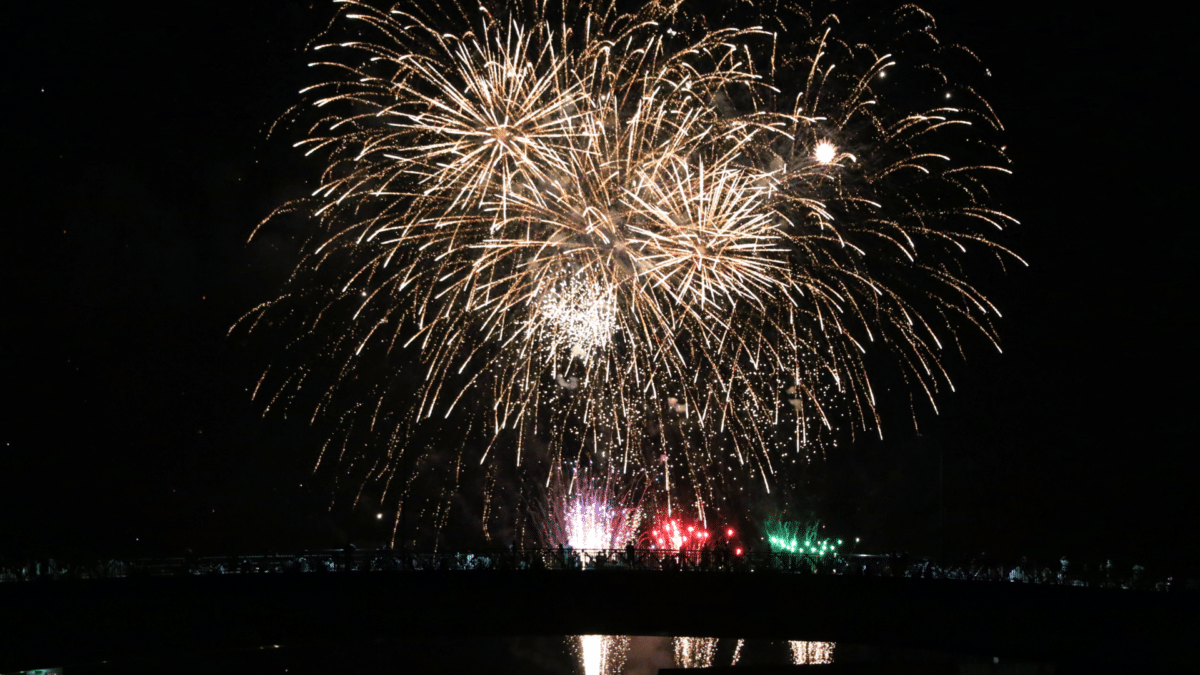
[813,140,837,164]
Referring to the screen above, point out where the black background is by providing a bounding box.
[2,0,1191,570]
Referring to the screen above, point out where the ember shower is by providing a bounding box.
[238,0,1020,540]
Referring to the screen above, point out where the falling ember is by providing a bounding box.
[790,641,835,665]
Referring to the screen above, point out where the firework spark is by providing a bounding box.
[242,0,1021,532]
[538,466,643,551]
[649,518,709,551]
[644,514,740,554]
[535,277,619,360]
[765,519,845,558]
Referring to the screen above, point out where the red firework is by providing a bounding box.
[642,515,742,555]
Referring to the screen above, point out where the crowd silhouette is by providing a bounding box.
[1,547,1195,592]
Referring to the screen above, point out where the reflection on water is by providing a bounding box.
[790,640,836,664]
[8,636,843,674]
[672,636,718,668]
[575,635,628,675]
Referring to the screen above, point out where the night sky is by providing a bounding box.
[4,1,1192,569]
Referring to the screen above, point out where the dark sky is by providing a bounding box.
[3,1,1192,568]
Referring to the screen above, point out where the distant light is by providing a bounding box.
[735,548,743,556]
[376,513,383,519]
[727,529,734,537]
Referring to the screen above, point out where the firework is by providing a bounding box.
[242,0,1020,532]
[647,517,710,552]
[644,514,740,553]
[542,470,636,673]
[538,466,643,552]
[765,519,846,558]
